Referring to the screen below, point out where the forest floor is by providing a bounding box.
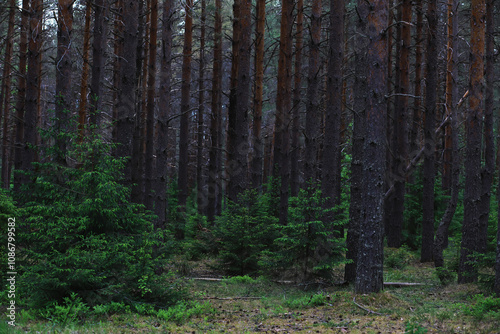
[4,246,500,333]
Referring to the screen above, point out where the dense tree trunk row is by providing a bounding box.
[2,0,499,294]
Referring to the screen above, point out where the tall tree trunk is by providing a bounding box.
[131,0,148,205]
[13,0,29,191]
[421,0,438,263]
[478,0,495,254]
[321,0,344,269]
[196,0,206,213]
[459,0,485,283]
[207,0,223,222]
[154,0,173,229]
[410,0,424,158]
[178,0,193,237]
[226,0,241,203]
[114,0,139,188]
[354,0,388,294]
[21,0,43,186]
[55,0,73,164]
[144,0,158,211]
[434,0,460,269]
[229,0,251,201]
[111,0,124,145]
[89,0,109,126]
[1,0,16,188]
[274,0,294,225]
[77,1,91,142]
[388,0,411,248]
[303,0,322,185]
[252,0,266,191]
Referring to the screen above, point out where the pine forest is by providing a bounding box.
[1,0,500,332]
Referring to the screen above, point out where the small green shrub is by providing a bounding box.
[267,188,346,280]
[283,293,328,309]
[385,245,415,269]
[405,320,428,334]
[16,132,182,311]
[223,275,262,284]
[93,301,131,316]
[156,301,216,324]
[215,189,278,275]
[38,293,90,326]
[463,294,500,320]
[435,267,456,285]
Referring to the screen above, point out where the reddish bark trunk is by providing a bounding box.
[1,0,16,188]
[459,0,485,283]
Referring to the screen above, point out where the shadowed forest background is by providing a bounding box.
[1,0,500,332]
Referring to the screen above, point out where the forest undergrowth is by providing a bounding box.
[3,247,500,334]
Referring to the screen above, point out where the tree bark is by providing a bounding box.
[227,0,251,202]
[0,0,16,188]
[322,0,344,271]
[251,0,266,191]
[195,0,206,213]
[207,0,223,222]
[77,1,91,142]
[459,0,485,283]
[274,0,293,225]
[13,0,29,191]
[131,0,148,205]
[89,0,109,126]
[226,0,241,203]
[421,0,438,263]
[154,0,173,229]
[434,0,460,269]
[478,0,495,254]
[303,0,322,185]
[114,0,139,188]
[388,0,411,248]
[144,0,158,211]
[178,0,193,236]
[21,0,43,186]
[55,0,73,164]
[354,0,388,294]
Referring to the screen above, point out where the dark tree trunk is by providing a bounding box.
[131,0,148,205]
[154,0,173,229]
[421,0,438,263]
[459,0,485,283]
[1,0,16,188]
[178,0,193,236]
[354,0,388,294]
[77,1,91,142]
[273,0,294,225]
[228,0,251,202]
[443,0,456,193]
[434,0,460,269]
[388,0,411,248]
[322,0,344,249]
[55,0,73,164]
[144,0,158,211]
[226,0,240,203]
[303,0,322,185]
[207,0,222,222]
[13,0,29,191]
[478,0,495,254]
[111,0,124,145]
[346,0,367,285]
[89,0,109,126]
[21,0,43,186]
[251,0,266,191]
[114,0,139,187]
[410,0,423,159]
[196,0,206,213]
